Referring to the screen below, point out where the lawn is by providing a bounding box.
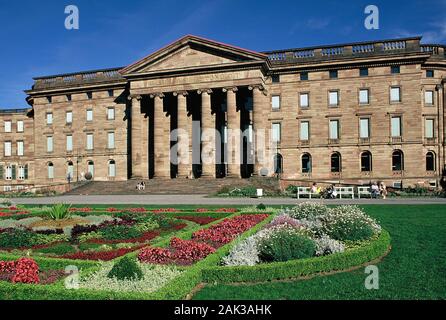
[193,205,446,300]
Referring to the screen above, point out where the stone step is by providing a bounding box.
[65,177,280,196]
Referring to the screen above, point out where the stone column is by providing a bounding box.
[225,87,241,178]
[176,91,192,178]
[152,93,171,178]
[200,89,216,178]
[130,95,142,179]
[249,85,268,176]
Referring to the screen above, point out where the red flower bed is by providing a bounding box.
[192,214,268,247]
[195,208,209,213]
[138,237,215,265]
[106,207,123,213]
[127,207,147,213]
[177,216,219,225]
[152,208,180,214]
[215,208,238,213]
[60,246,144,261]
[69,207,93,212]
[87,230,161,245]
[0,258,39,284]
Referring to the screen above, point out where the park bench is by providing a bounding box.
[297,187,321,199]
[357,186,372,199]
[334,186,355,199]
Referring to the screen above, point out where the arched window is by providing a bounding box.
[392,150,404,171]
[87,160,94,176]
[108,160,116,177]
[273,154,283,174]
[361,151,372,172]
[48,162,54,179]
[331,152,341,173]
[426,151,436,171]
[302,153,312,173]
[67,161,74,179]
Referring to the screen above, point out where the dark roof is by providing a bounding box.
[0,108,30,114]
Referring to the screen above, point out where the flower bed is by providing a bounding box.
[60,245,145,261]
[0,258,39,284]
[138,214,268,266]
[176,216,219,225]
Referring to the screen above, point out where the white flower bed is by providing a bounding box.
[80,263,182,293]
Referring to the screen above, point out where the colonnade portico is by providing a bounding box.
[129,84,267,180]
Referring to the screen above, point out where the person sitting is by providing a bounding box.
[379,181,387,199]
[326,184,337,199]
[310,182,321,194]
[140,181,146,191]
[371,182,380,199]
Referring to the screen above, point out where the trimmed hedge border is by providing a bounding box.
[200,229,391,284]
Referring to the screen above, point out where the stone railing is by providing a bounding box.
[33,68,124,90]
[266,38,445,63]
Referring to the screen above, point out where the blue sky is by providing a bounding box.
[0,0,445,108]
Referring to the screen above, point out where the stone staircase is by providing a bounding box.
[65,177,281,196]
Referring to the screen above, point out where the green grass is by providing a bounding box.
[193,205,446,300]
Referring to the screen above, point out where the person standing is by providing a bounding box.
[379,181,387,199]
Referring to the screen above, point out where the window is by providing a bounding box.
[390,87,401,102]
[271,96,280,110]
[67,94,72,101]
[331,153,341,173]
[108,90,114,97]
[329,90,339,106]
[391,66,400,74]
[426,70,434,78]
[300,93,309,108]
[47,136,53,153]
[18,166,26,180]
[273,154,283,174]
[108,160,116,177]
[360,67,369,77]
[4,121,11,133]
[360,118,370,138]
[48,163,54,179]
[391,116,402,137]
[107,107,115,120]
[5,166,12,180]
[67,161,74,180]
[87,92,93,100]
[47,96,52,104]
[271,75,280,83]
[329,70,338,79]
[359,89,370,104]
[300,121,310,141]
[66,111,73,124]
[392,150,404,171]
[272,123,281,143]
[426,152,436,171]
[4,142,11,157]
[425,90,434,105]
[425,119,434,138]
[301,153,312,173]
[46,113,53,125]
[17,141,24,156]
[86,134,94,150]
[361,151,372,172]
[3,186,12,192]
[66,135,73,152]
[86,109,93,122]
[300,72,309,81]
[17,120,24,133]
[329,120,340,140]
[107,132,115,149]
[88,161,94,177]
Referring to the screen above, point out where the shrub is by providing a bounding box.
[134,220,160,233]
[321,206,381,242]
[258,228,316,262]
[283,202,328,220]
[256,203,266,210]
[108,256,143,281]
[101,225,142,241]
[0,229,35,248]
[314,235,345,256]
[47,204,72,220]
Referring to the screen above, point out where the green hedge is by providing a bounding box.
[200,229,391,283]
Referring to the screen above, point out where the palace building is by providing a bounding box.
[0,35,445,191]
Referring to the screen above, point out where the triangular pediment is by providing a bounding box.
[121,35,267,75]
